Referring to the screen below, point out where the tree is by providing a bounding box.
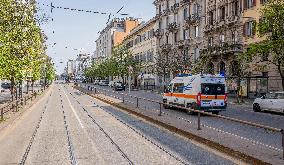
[245,0,284,89]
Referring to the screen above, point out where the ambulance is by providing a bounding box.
[163,74,227,115]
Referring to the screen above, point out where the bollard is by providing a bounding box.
[1,108,3,121]
[94,88,97,93]
[122,95,125,103]
[24,96,27,105]
[136,97,139,108]
[282,130,284,159]
[197,112,201,130]
[159,103,162,116]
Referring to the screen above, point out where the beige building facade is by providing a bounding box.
[95,18,139,61]
[242,0,282,94]
[123,18,158,88]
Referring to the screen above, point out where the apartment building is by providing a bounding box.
[202,0,243,76]
[123,18,158,88]
[242,0,282,93]
[95,18,139,60]
[154,0,206,82]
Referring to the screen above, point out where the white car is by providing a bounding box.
[109,81,115,88]
[253,91,284,113]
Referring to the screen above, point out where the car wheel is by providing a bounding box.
[253,103,261,112]
[186,103,195,115]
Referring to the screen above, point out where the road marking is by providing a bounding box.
[61,86,84,129]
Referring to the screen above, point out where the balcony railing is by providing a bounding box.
[160,43,172,51]
[185,13,201,26]
[201,43,243,56]
[170,3,180,13]
[154,29,164,38]
[167,22,179,32]
[180,0,190,6]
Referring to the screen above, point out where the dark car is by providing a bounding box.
[114,82,125,91]
[1,82,11,89]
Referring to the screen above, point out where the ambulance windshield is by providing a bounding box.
[201,83,225,95]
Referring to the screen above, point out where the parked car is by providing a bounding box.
[94,80,100,85]
[113,82,125,91]
[109,81,115,88]
[1,82,11,89]
[99,80,109,86]
[253,91,284,113]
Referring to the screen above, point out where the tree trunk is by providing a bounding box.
[26,80,29,94]
[32,80,34,92]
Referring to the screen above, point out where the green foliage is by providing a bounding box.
[0,0,55,86]
[84,44,137,79]
[245,0,284,76]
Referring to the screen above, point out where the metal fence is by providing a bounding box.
[80,84,284,158]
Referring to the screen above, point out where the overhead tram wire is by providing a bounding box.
[37,2,129,16]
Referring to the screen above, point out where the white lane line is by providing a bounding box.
[61,86,85,129]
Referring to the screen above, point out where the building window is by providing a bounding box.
[194,48,199,62]
[244,0,256,10]
[232,31,238,43]
[220,6,225,21]
[260,0,268,4]
[194,26,199,38]
[166,36,169,44]
[174,32,178,42]
[166,16,169,26]
[184,8,188,20]
[219,34,225,44]
[159,21,162,29]
[244,21,256,37]
[183,29,189,40]
[166,0,169,9]
[233,1,239,16]
[208,37,213,47]
[209,11,214,25]
[193,3,199,15]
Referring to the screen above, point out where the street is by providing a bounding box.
[0,84,236,164]
[80,83,284,164]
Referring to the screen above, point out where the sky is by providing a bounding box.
[37,0,155,74]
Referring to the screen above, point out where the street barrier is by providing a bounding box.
[0,89,44,122]
[81,84,284,158]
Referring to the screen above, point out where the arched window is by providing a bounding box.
[220,61,225,73]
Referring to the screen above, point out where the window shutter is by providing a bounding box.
[244,0,247,10]
[253,0,256,7]
[252,20,257,36]
[243,23,247,36]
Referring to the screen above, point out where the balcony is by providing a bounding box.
[167,22,179,32]
[201,43,243,57]
[176,39,190,48]
[162,8,170,16]
[154,29,164,38]
[184,14,201,26]
[227,15,240,25]
[180,0,190,6]
[160,43,172,51]
[170,3,180,13]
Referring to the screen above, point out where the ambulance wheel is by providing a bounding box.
[163,100,169,109]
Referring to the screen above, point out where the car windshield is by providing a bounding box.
[201,83,225,95]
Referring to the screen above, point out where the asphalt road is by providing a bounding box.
[0,84,235,165]
[81,83,284,162]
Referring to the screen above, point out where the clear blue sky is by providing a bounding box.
[37,0,155,74]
